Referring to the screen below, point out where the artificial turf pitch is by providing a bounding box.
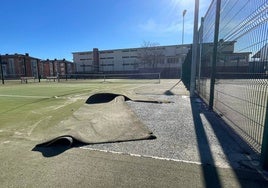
[1,80,268,187]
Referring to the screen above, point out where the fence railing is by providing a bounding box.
[185,0,268,169]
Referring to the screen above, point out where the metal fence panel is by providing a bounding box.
[197,0,268,153]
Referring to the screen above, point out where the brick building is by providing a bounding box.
[0,53,40,78]
[0,53,75,79]
[39,59,75,78]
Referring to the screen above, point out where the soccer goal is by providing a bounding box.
[60,73,161,84]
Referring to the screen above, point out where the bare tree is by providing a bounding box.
[138,41,164,68]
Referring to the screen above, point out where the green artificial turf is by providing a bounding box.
[0,82,141,141]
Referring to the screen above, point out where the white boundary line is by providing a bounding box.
[0,94,50,99]
[79,146,202,165]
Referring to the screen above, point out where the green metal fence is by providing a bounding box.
[193,0,268,168]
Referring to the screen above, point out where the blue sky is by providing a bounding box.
[0,0,211,61]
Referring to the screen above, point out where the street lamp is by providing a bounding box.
[180,10,187,79]
[190,0,199,97]
[182,9,187,45]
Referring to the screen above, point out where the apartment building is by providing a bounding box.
[73,44,191,78]
[0,53,40,78]
[39,59,75,78]
[0,54,75,79]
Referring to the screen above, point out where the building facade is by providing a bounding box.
[73,44,191,78]
[0,53,40,78]
[199,41,251,77]
[251,44,268,74]
[39,59,75,78]
[0,54,75,79]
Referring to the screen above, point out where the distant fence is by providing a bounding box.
[182,0,268,168]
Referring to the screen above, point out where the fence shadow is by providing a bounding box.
[190,97,268,187]
[190,98,222,187]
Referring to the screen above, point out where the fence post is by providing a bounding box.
[209,0,221,109]
[261,99,268,170]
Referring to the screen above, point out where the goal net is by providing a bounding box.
[59,73,161,84]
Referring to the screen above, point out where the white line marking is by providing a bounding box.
[0,94,50,99]
[79,147,202,165]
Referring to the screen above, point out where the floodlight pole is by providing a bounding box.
[180,10,187,79]
[182,10,187,45]
[190,0,199,97]
[0,54,4,84]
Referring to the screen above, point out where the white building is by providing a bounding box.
[72,44,190,78]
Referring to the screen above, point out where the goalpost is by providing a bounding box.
[60,72,161,84]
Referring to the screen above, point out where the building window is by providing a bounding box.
[100,50,114,54]
[167,57,177,64]
[78,52,92,55]
[100,64,114,66]
[100,57,114,60]
[8,58,15,74]
[2,65,7,76]
[80,58,92,61]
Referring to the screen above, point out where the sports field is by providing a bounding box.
[0,80,156,137]
[0,79,161,185]
[0,79,189,186]
[1,79,268,187]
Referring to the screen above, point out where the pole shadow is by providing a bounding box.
[191,97,268,187]
[164,79,182,96]
[190,98,222,187]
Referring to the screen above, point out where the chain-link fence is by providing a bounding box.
[190,0,268,167]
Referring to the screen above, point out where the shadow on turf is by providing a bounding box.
[163,79,182,96]
[32,145,71,157]
[86,93,171,104]
[32,137,157,157]
[86,93,130,104]
[32,137,85,157]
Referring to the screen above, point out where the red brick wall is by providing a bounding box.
[1,55,76,78]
